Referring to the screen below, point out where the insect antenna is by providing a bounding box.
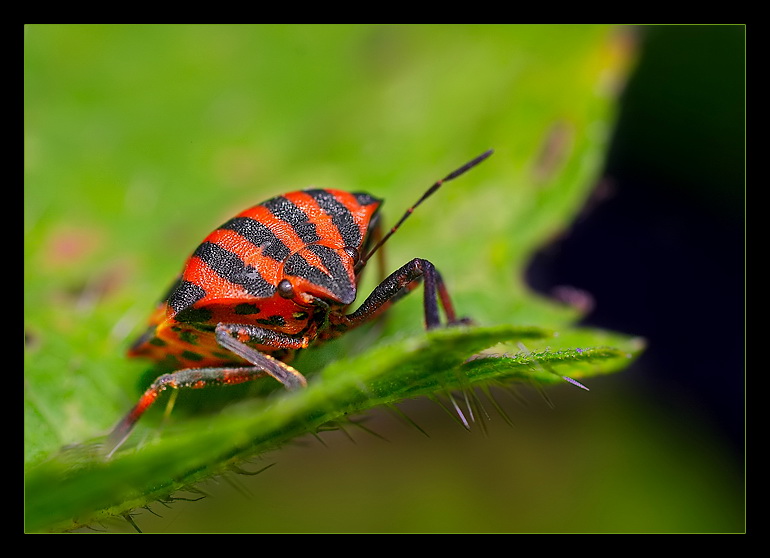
[355,148,494,272]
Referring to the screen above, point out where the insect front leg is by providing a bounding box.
[344,257,470,331]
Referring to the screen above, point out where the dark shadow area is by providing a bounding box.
[526,25,745,454]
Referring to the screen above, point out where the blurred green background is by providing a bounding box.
[24,25,744,532]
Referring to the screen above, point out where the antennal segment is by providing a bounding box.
[356,149,494,272]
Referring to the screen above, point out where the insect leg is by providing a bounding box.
[107,326,309,456]
[344,257,469,331]
[106,365,267,457]
[215,323,309,390]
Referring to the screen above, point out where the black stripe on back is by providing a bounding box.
[263,195,320,244]
[284,245,355,304]
[220,216,290,261]
[167,279,206,313]
[307,244,350,283]
[305,189,361,248]
[352,192,381,207]
[193,241,275,298]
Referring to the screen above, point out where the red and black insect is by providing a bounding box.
[107,149,493,456]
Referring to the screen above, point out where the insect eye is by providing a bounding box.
[277,278,294,299]
[343,246,359,261]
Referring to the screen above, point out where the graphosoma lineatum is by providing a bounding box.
[107,149,494,456]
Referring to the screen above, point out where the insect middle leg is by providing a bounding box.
[342,257,470,332]
[214,323,308,390]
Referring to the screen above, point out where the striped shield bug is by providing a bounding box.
[107,149,494,456]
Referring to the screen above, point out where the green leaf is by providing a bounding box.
[24,324,642,532]
[25,24,638,532]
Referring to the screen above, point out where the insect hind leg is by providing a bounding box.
[105,365,269,457]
